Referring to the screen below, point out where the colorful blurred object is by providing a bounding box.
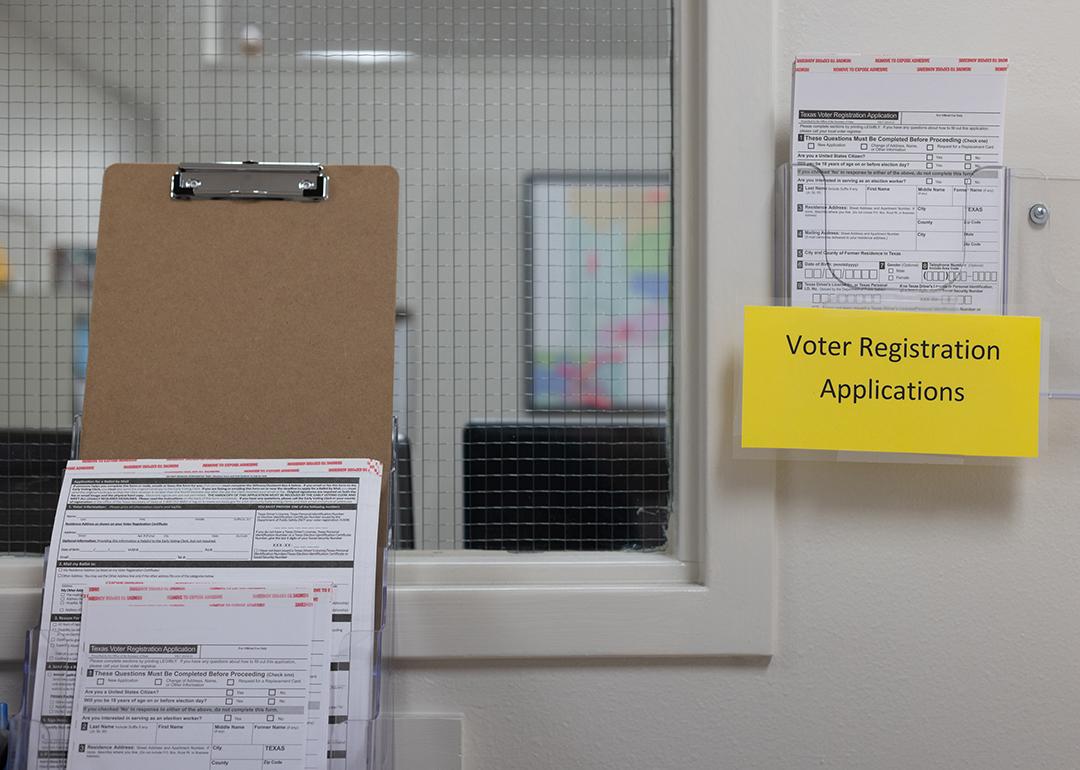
[528,174,671,410]
[0,244,9,287]
[51,246,95,291]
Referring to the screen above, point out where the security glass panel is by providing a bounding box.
[0,0,675,552]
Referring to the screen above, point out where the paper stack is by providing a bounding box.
[27,459,386,770]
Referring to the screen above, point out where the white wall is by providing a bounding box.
[6,2,1080,768]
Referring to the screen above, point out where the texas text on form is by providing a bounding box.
[790,55,1008,313]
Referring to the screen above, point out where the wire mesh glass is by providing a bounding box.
[0,0,675,552]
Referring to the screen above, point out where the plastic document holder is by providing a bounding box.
[775,163,1010,314]
[4,427,400,770]
[1006,169,1080,400]
[736,164,1076,464]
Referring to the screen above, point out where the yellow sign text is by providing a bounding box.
[741,306,1041,457]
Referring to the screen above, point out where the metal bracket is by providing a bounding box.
[171,161,328,201]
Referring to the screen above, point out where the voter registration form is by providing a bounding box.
[790,55,1008,313]
[67,586,321,770]
[28,459,383,770]
[67,582,334,770]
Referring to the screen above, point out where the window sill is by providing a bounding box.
[390,551,709,658]
[392,550,696,586]
[389,545,770,659]
[0,550,765,664]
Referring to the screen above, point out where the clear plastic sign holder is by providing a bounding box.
[1006,168,1080,399]
[4,420,400,770]
[738,163,1059,463]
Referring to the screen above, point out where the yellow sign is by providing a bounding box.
[741,306,1041,457]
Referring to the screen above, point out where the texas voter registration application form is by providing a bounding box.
[28,459,383,770]
[790,55,1008,313]
[67,586,323,770]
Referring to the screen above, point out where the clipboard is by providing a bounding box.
[82,161,397,462]
[81,161,399,562]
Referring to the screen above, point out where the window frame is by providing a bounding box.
[390,0,777,659]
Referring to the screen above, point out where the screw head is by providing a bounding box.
[1029,203,1050,226]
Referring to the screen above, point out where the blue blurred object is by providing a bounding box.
[0,701,8,770]
[73,316,89,381]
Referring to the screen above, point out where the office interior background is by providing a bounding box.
[0,0,674,555]
[4,1,1080,768]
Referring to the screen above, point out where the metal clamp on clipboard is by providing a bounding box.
[170,161,328,201]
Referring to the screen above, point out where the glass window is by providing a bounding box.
[0,0,675,552]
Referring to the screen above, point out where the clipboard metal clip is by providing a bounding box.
[171,161,328,201]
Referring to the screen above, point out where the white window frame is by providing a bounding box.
[391,0,777,659]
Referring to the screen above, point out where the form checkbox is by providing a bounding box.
[926,177,933,184]
[807,142,815,149]
[224,714,232,722]
[226,689,234,696]
[965,178,972,185]
[965,162,972,169]
[96,678,104,685]
[965,154,972,160]
[227,679,235,685]
[266,715,274,722]
[268,689,276,696]
[225,698,233,705]
[926,162,933,169]
[154,678,162,685]
[926,144,933,150]
[860,143,868,150]
[926,154,932,160]
[267,698,275,705]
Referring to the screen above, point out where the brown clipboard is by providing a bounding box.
[83,162,397,462]
[81,163,399,613]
